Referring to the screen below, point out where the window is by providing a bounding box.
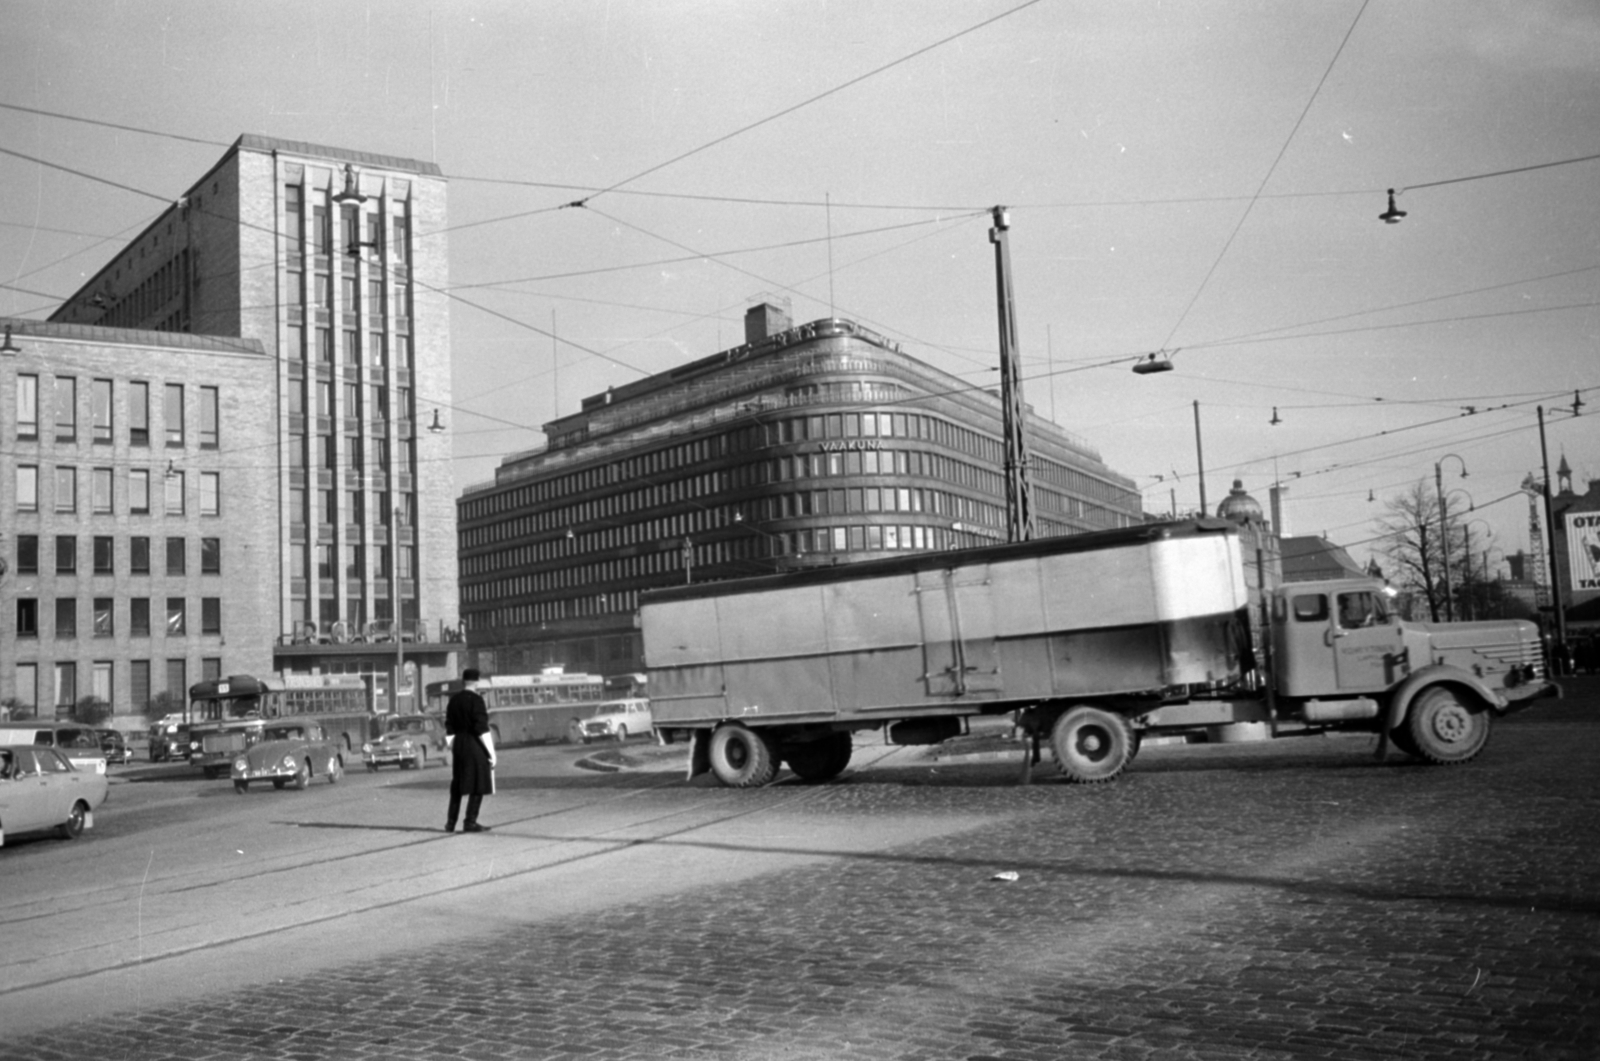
[166,537,186,576]
[93,661,113,704]
[344,544,362,578]
[202,657,222,682]
[316,543,334,579]
[94,536,114,574]
[55,534,76,574]
[17,465,37,511]
[285,184,303,256]
[370,385,388,420]
[130,660,151,713]
[129,468,150,513]
[165,658,185,700]
[55,598,77,639]
[15,663,38,714]
[94,599,113,637]
[130,536,150,574]
[55,466,77,512]
[164,384,184,446]
[129,381,149,445]
[16,535,38,574]
[54,376,76,441]
[201,597,221,635]
[201,537,220,574]
[16,598,37,637]
[199,387,218,448]
[392,209,409,264]
[200,472,219,516]
[166,598,186,636]
[130,598,151,637]
[165,470,184,515]
[316,381,333,417]
[16,374,37,438]
[313,200,330,255]
[55,663,77,710]
[1292,594,1328,622]
[317,327,333,363]
[92,379,113,443]
[93,467,114,513]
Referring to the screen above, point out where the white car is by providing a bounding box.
[568,699,652,743]
[0,746,109,847]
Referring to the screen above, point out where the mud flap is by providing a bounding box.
[687,729,712,781]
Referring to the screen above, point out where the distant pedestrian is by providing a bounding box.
[444,668,496,833]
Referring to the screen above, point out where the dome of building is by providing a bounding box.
[1217,479,1264,523]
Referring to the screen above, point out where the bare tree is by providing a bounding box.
[1375,480,1473,621]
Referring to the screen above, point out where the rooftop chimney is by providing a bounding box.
[744,301,792,346]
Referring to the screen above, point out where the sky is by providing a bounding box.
[3,0,1597,575]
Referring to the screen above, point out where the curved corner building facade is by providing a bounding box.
[458,307,1143,676]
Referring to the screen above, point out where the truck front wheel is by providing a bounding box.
[1405,686,1490,765]
[708,724,779,788]
[1051,706,1132,783]
[783,733,853,782]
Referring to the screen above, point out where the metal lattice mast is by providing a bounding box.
[1521,475,1551,609]
[990,206,1035,542]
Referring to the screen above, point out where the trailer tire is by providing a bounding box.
[708,724,779,788]
[1405,686,1490,765]
[783,733,853,783]
[1051,706,1132,783]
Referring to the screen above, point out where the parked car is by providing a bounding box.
[362,714,449,770]
[148,721,192,762]
[96,729,134,766]
[568,698,653,743]
[0,722,108,775]
[0,746,110,847]
[230,721,346,793]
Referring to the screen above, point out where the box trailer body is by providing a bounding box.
[641,521,1556,787]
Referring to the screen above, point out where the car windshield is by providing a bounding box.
[386,718,428,733]
[263,727,305,741]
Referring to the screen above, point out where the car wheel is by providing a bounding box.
[58,800,89,840]
[708,724,779,788]
[233,780,249,794]
[365,762,378,772]
[272,778,287,789]
[293,761,311,790]
[415,748,427,770]
[1406,686,1491,765]
[1050,706,1133,783]
[783,732,853,782]
[328,756,344,783]
[203,767,221,780]
[615,726,628,743]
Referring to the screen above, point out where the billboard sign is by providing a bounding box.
[1568,512,1600,592]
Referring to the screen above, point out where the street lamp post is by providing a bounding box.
[1434,455,1468,621]
[1536,406,1569,660]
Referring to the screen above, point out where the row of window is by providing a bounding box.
[463,408,1138,524]
[13,376,218,448]
[463,521,985,606]
[14,464,220,516]
[283,182,409,264]
[15,596,222,638]
[13,535,221,577]
[286,488,415,531]
[12,658,210,714]
[284,323,414,369]
[288,380,412,421]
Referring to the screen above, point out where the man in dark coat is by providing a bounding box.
[444,668,496,833]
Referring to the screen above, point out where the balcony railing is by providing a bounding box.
[276,618,464,647]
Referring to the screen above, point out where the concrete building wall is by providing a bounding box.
[1,322,277,727]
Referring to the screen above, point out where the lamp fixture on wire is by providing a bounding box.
[1378,188,1407,224]
[1269,407,1281,426]
[428,408,445,433]
[1131,350,1176,375]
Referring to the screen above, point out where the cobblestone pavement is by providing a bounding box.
[9,686,1599,1061]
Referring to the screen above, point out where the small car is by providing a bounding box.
[0,722,108,775]
[148,721,192,762]
[0,746,110,847]
[230,721,346,793]
[362,714,449,770]
[569,698,653,743]
[96,729,134,766]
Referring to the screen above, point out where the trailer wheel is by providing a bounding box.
[1405,686,1490,765]
[708,724,779,788]
[783,733,853,783]
[1051,706,1132,783]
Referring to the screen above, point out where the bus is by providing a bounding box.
[425,666,606,745]
[187,674,373,776]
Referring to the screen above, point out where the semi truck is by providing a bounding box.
[640,520,1557,787]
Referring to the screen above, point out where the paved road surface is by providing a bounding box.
[1,681,1596,1060]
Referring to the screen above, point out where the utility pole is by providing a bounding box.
[990,206,1034,542]
[1537,407,1568,658]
